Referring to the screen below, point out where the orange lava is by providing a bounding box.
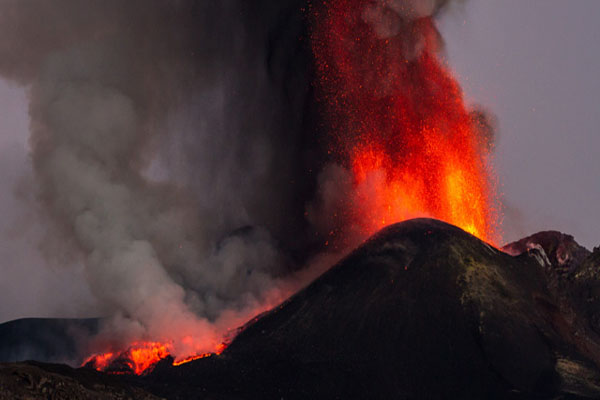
[83,296,283,375]
[84,341,170,375]
[170,341,227,367]
[311,0,499,243]
[172,353,211,366]
[84,341,227,375]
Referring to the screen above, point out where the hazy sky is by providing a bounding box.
[0,0,598,322]
[0,78,99,322]
[439,0,600,248]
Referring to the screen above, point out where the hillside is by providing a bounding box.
[2,219,600,399]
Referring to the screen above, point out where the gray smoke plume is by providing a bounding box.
[0,0,318,358]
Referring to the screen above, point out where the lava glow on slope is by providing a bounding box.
[310,0,499,244]
[83,305,277,375]
[83,341,226,375]
[84,342,170,375]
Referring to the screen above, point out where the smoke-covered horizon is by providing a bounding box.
[0,0,332,356]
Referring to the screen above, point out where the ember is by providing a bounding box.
[311,0,499,243]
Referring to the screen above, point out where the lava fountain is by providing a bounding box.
[310,0,500,244]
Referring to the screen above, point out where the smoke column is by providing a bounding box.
[0,0,320,360]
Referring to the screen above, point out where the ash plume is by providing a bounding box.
[0,0,320,357]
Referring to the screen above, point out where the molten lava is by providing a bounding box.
[311,0,499,243]
[84,342,170,375]
[83,300,283,375]
[84,341,226,375]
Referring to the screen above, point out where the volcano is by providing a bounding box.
[2,219,600,399]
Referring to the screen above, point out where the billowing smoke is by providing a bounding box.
[0,0,322,358]
[0,0,489,362]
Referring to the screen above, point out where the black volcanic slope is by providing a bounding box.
[3,218,600,399]
[146,219,600,399]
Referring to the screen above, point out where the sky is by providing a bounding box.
[0,0,598,322]
[438,0,600,249]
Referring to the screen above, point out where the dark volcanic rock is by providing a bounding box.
[3,219,600,399]
[563,247,600,342]
[147,219,600,399]
[0,362,161,400]
[503,231,591,273]
[504,231,600,365]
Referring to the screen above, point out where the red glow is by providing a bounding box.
[83,294,287,375]
[311,0,499,243]
[171,342,227,367]
[84,341,227,375]
[172,353,211,366]
[84,341,170,375]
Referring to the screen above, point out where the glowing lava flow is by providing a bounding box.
[83,294,284,375]
[83,341,226,375]
[311,0,499,243]
[84,342,170,375]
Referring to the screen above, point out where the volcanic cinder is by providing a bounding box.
[2,219,600,399]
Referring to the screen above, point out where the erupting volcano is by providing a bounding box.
[311,0,499,243]
[80,0,501,376]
